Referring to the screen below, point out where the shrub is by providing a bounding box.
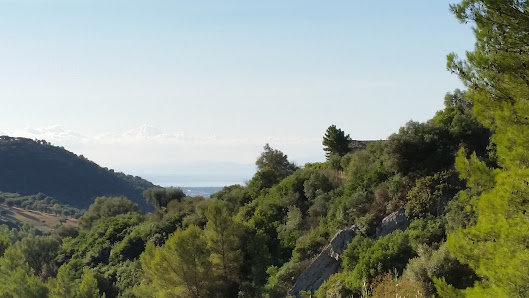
[370,273,427,298]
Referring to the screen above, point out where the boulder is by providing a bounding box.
[290,209,410,296]
[289,226,357,296]
[375,208,409,239]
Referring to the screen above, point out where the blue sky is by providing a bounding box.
[0,1,474,185]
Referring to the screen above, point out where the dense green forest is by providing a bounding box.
[1,1,528,297]
[0,136,155,211]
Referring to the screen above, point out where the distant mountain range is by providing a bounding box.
[0,136,156,211]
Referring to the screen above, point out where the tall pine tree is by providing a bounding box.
[137,225,212,298]
[441,1,529,296]
[205,200,242,295]
[322,125,352,159]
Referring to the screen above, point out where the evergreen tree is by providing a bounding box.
[78,196,140,229]
[322,125,352,159]
[138,225,212,298]
[205,200,242,294]
[77,270,102,298]
[255,144,298,178]
[0,246,48,298]
[48,262,79,298]
[143,187,186,210]
[442,1,529,296]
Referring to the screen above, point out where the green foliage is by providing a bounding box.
[291,226,329,262]
[343,141,389,194]
[143,187,186,210]
[434,277,464,298]
[443,1,529,296]
[265,226,331,296]
[447,168,529,296]
[238,226,272,289]
[405,171,460,218]
[210,184,250,213]
[16,235,61,280]
[0,192,83,218]
[109,260,142,297]
[79,197,140,230]
[342,235,374,271]
[405,218,446,250]
[138,225,212,298]
[444,190,476,233]
[246,168,283,198]
[181,198,210,228]
[48,260,83,298]
[404,243,476,295]
[0,246,48,298]
[314,273,351,298]
[326,154,343,171]
[48,264,104,298]
[386,91,489,177]
[265,260,310,297]
[277,206,303,249]
[248,144,299,199]
[205,200,242,294]
[109,210,189,265]
[255,144,298,179]
[454,149,497,193]
[245,168,323,263]
[59,213,144,267]
[322,125,352,159]
[52,225,80,239]
[0,231,10,257]
[343,231,415,293]
[386,121,453,176]
[78,270,103,298]
[303,170,338,202]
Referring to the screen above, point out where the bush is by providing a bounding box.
[406,218,445,250]
[403,243,477,294]
[315,272,352,298]
[344,230,415,293]
[342,235,373,271]
[405,171,460,219]
[78,197,140,229]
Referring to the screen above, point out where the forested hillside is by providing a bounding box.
[0,136,155,211]
[0,1,528,297]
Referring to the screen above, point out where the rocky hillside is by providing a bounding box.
[0,136,155,211]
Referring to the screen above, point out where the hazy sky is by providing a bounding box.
[0,1,474,184]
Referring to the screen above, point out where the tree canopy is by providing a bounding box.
[143,187,186,210]
[322,125,352,159]
[441,1,529,296]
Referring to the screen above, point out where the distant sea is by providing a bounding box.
[144,174,246,185]
[180,187,224,198]
[141,174,247,198]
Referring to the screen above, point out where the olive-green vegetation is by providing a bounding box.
[0,192,81,233]
[0,192,84,218]
[1,1,528,297]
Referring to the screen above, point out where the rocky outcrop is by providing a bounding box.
[290,209,410,296]
[289,226,357,296]
[375,208,410,239]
